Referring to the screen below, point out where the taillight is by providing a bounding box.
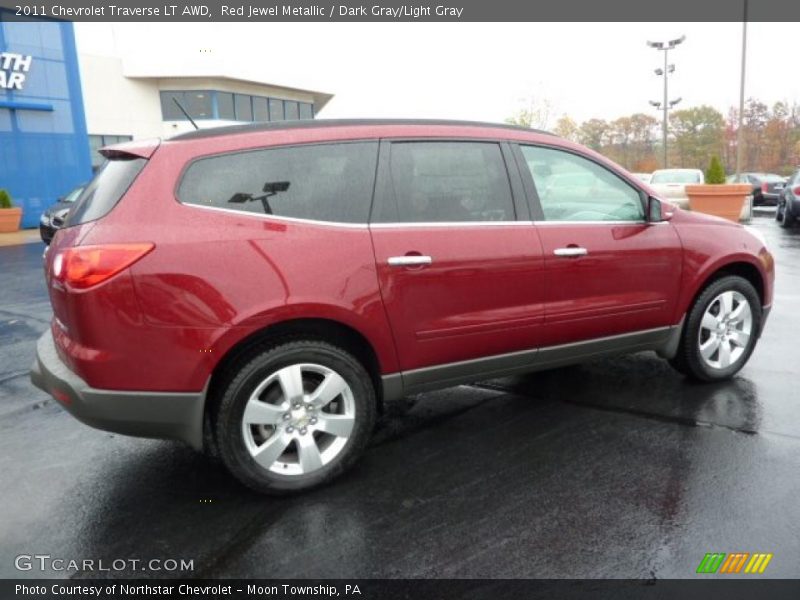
[53,243,154,290]
[761,182,768,193]
[793,186,800,196]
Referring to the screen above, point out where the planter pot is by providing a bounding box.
[0,207,23,233]
[685,184,751,222]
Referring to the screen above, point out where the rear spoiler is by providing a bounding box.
[99,138,161,160]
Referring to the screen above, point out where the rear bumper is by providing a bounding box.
[30,329,205,450]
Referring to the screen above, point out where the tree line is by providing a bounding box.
[507,98,800,175]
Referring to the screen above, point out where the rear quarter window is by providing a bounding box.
[66,158,146,226]
[177,142,379,224]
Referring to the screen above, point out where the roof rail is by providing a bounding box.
[170,118,555,141]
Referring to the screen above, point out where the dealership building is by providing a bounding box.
[0,16,333,228]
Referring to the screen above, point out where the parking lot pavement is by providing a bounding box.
[0,215,798,579]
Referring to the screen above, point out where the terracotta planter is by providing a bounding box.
[0,207,23,233]
[685,184,751,222]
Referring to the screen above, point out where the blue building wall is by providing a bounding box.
[0,16,93,228]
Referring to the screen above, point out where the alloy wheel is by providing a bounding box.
[241,363,355,476]
[697,291,753,370]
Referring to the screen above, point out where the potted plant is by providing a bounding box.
[0,189,23,233]
[685,156,751,222]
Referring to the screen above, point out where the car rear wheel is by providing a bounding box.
[669,276,761,382]
[215,340,376,494]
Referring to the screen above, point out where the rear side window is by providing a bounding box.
[66,157,146,226]
[385,142,514,223]
[178,142,379,224]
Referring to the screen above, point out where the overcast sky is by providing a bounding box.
[75,22,798,125]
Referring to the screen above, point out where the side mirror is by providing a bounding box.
[647,197,672,223]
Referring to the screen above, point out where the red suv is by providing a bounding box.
[31,120,774,493]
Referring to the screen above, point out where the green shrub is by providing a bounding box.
[0,189,12,209]
[705,156,726,184]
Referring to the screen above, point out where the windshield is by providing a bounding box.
[650,170,702,184]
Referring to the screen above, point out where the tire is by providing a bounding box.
[669,275,762,382]
[215,340,376,494]
[778,199,795,228]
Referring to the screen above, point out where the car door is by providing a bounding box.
[513,143,683,348]
[369,139,546,377]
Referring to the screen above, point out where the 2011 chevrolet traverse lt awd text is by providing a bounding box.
[31,120,774,493]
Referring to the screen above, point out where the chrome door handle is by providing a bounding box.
[388,255,433,267]
[553,247,588,257]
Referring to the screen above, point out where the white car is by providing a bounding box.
[649,169,704,209]
[631,172,652,184]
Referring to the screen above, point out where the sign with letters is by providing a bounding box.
[0,53,33,90]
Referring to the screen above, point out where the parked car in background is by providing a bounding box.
[632,172,652,184]
[727,172,784,206]
[776,169,800,228]
[31,120,774,494]
[648,168,704,209]
[39,184,85,244]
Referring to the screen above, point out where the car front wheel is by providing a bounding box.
[215,340,376,494]
[669,275,762,382]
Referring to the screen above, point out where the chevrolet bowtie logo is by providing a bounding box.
[696,552,773,574]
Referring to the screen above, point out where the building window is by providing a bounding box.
[217,92,235,120]
[159,90,314,123]
[184,91,213,119]
[234,94,252,121]
[253,96,269,122]
[160,91,185,120]
[299,102,314,120]
[88,134,133,171]
[159,91,213,121]
[284,101,299,120]
[269,98,284,122]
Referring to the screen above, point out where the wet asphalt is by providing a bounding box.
[0,211,798,580]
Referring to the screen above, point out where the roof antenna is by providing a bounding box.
[172,97,199,130]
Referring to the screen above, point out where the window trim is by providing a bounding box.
[173,139,380,226]
[371,137,523,226]
[511,142,648,224]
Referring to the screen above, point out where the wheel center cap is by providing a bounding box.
[291,407,309,427]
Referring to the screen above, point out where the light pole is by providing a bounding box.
[735,0,748,181]
[647,35,686,168]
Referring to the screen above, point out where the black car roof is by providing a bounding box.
[170,119,554,141]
